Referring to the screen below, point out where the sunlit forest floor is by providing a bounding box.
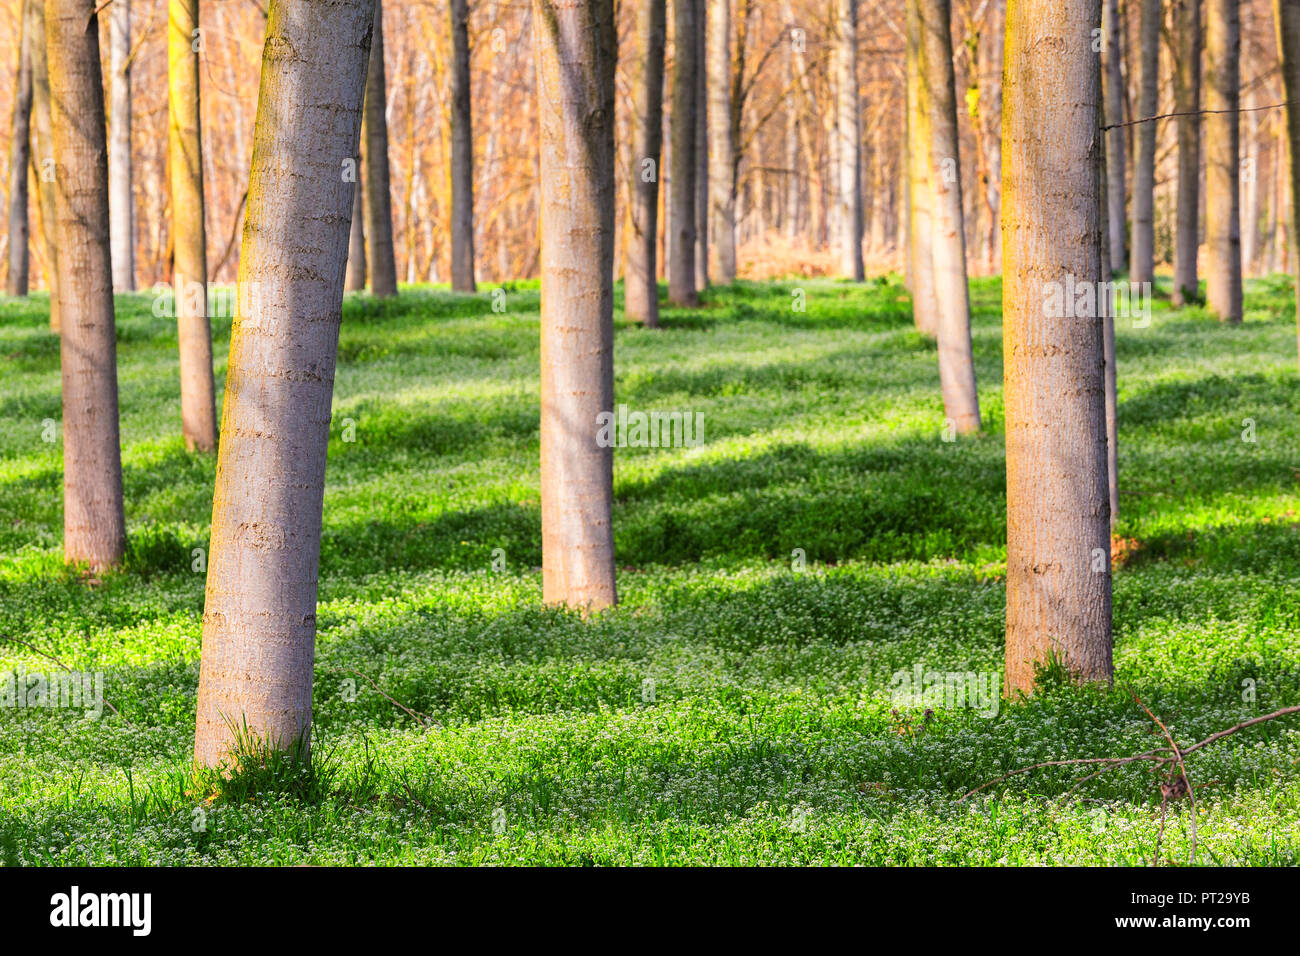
[1,275,1299,865]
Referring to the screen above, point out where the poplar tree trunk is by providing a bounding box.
[6,0,32,297]
[169,0,217,452]
[668,0,699,306]
[450,0,476,292]
[364,0,398,297]
[626,0,667,325]
[1277,0,1300,367]
[46,0,127,569]
[834,0,864,280]
[920,0,978,433]
[1205,0,1242,322]
[109,0,134,292]
[1172,0,1202,304]
[193,0,376,769]
[694,2,709,289]
[905,0,938,334]
[533,0,618,609]
[345,176,366,290]
[30,0,59,332]
[707,0,736,282]
[1003,0,1113,695]
[1129,0,1158,283]
[1102,0,1126,275]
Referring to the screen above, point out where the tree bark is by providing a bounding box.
[29,0,59,331]
[906,0,938,334]
[1002,0,1113,695]
[707,0,736,282]
[450,0,476,292]
[1102,0,1126,274]
[364,0,397,296]
[109,0,134,292]
[6,0,32,297]
[533,0,618,610]
[920,0,978,433]
[668,0,699,306]
[1205,0,1242,322]
[46,0,127,569]
[169,0,217,452]
[193,0,376,769]
[1129,0,1158,283]
[626,0,667,324]
[834,0,863,280]
[1277,0,1300,368]
[694,0,709,289]
[345,173,366,290]
[1172,0,1201,303]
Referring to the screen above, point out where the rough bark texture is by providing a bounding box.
[668,0,699,306]
[533,0,618,610]
[1129,0,1158,283]
[707,0,736,282]
[1102,0,1125,274]
[46,0,127,569]
[169,0,217,452]
[905,0,938,334]
[1002,0,1113,695]
[345,174,366,290]
[193,0,376,769]
[919,0,978,433]
[1205,0,1242,322]
[109,0,134,292]
[694,1,709,289]
[364,0,398,297]
[1172,0,1202,304]
[6,0,32,296]
[30,0,59,332]
[450,0,476,291]
[834,0,863,280]
[1278,0,1300,367]
[626,0,667,324]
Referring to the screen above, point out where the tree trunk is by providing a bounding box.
[694,0,709,289]
[1129,0,1158,283]
[626,0,667,324]
[109,0,134,292]
[345,174,366,290]
[834,0,864,280]
[1172,0,1201,303]
[668,0,699,306]
[364,0,398,296]
[6,0,32,297]
[46,0,127,569]
[29,0,59,332]
[1002,0,1113,695]
[193,0,376,769]
[450,0,476,292]
[920,0,978,433]
[707,0,736,282]
[1277,0,1300,368]
[1205,0,1242,322]
[533,0,618,609]
[1102,0,1126,274]
[906,0,938,334]
[169,0,217,452]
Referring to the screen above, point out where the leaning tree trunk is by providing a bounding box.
[364,0,398,297]
[707,0,736,282]
[29,0,59,332]
[6,0,32,297]
[345,175,366,290]
[1130,0,1158,284]
[1172,0,1202,304]
[1205,0,1242,322]
[668,0,699,306]
[450,0,476,292]
[109,0,134,292]
[920,0,978,434]
[169,0,217,452]
[193,0,376,769]
[834,0,864,280]
[626,0,667,325]
[1003,0,1113,695]
[1277,0,1300,368]
[46,0,127,569]
[533,0,618,610]
[1102,0,1125,275]
[905,0,938,334]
